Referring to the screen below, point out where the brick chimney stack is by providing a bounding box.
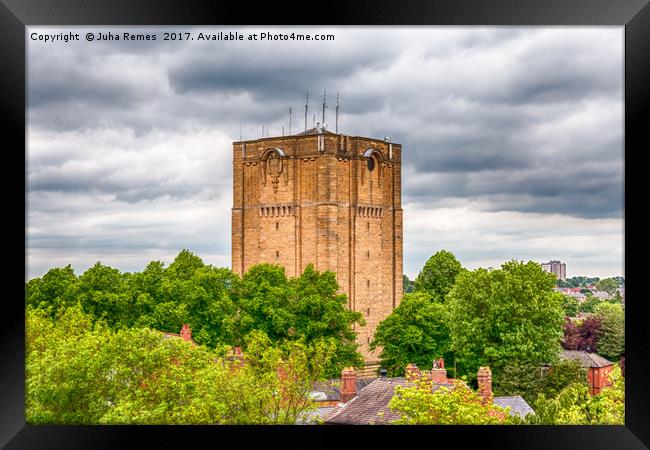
[477,366,493,405]
[180,324,192,342]
[405,363,421,382]
[431,358,447,384]
[340,367,357,403]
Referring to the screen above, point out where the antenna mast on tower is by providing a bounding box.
[289,107,292,135]
[304,92,309,131]
[322,88,327,127]
[335,92,340,133]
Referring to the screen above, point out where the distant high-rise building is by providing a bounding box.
[541,260,566,281]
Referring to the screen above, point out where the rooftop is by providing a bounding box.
[560,350,613,368]
[318,376,532,425]
[294,125,337,136]
[311,377,376,402]
[493,396,536,419]
[324,377,413,425]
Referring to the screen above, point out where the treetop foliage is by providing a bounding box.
[447,260,565,380]
[593,302,625,361]
[413,250,464,301]
[26,305,330,425]
[26,251,364,379]
[563,316,602,353]
[595,278,620,295]
[370,291,451,376]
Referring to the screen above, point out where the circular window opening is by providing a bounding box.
[367,157,375,171]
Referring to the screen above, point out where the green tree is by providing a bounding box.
[493,359,588,406]
[388,377,521,424]
[594,302,625,360]
[232,263,364,378]
[578,296,601,313]
[288,264,364,377]
[608,291,623,304]
[26,305,113,424]
[596,278,619,296]
[25,252,363,380]
[120,254,239,348]
[167,249,205,280]
[25,265,79,318]
[413,250,463,301]
[232,263,295,343]
[561,295,579,317]
[402,275,415,293]
[26,306,328,425]
[492,361,544,404]
[447,260,565,381]
[180,265,238,348]
[528,365,624,425]
[76,262,130,328]
[541,359,588,399]
[370,292,451,376]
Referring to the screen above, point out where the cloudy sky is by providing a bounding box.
[26,26,624,280]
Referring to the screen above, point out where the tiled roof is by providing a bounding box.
[311,378,376,401]
[296,406,341,424]
[323,377,534,425]
[560,350,613,368]
[325,378,403,425]
[493,396,535,419]
[325,378,457,425]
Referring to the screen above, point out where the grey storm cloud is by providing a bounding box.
[26,26,624,279]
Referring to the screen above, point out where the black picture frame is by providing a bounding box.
[3,0,648,448]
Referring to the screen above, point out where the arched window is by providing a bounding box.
[362,148,384,184]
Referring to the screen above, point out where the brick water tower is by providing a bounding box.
[231,122,403,362]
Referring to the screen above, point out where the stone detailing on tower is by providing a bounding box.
[231,130,403,361]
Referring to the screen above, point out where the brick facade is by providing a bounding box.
[588,365,613,395]
[231,129,403,361]
[477,366,493,405]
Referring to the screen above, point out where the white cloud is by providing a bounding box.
[403,201,623,279]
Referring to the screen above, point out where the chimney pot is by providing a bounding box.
[340,367,357,403]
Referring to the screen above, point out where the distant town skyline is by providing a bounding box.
[27,26,624,280]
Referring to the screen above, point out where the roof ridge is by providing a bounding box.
[586,352,597,365]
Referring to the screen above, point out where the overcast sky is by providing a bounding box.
[26,26,624,280]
